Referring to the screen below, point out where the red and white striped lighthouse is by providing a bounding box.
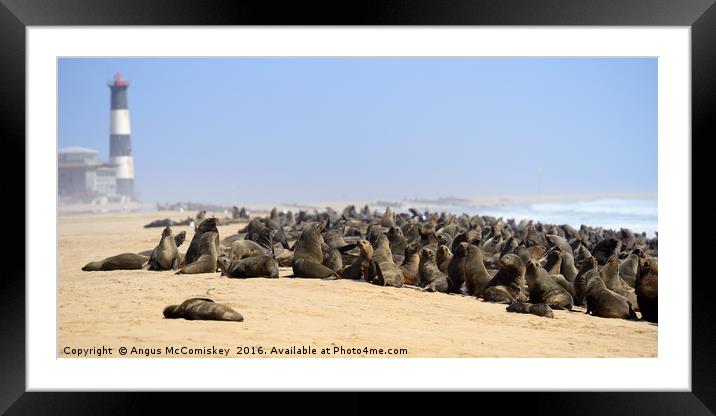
[108,72,134,197]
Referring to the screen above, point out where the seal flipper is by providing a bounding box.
[338,243,358,253]
[372,261,385,286]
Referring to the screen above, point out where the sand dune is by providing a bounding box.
[58,211,657,358]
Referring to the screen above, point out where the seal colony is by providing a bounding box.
[81,203,658,324]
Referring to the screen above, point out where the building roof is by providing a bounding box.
[58,146,99,154]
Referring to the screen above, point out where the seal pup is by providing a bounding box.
[185,218,220,266]
[483,254,527,303]
[217,256,279,279]
[292,222,339,279]
[82,253,149,271]
[418,248,448,293]
[506,301,554,318]
[524,260,573,310]
[635,257,658,323]
[369,234,404,287]
[400,241,421,285]
[446,242,468,294]
[177,232,218,274]
[163,298,243,322]
[436,245,453,274]
[464,243,492,298]
[147,226,180,271]
[584,270,637,319]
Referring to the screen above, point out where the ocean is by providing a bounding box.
[404,198,658,238]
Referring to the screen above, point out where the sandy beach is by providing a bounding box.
[58,210,657,358]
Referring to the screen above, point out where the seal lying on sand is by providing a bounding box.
[163,298,243,321]
[177,232,218,274]
[217,255,279,279]
[82,253,149,271]
[506,301,554,318]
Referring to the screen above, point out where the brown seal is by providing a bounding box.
[400,241,421,285]
[506,301,554,318]
[483,254,527,303]
[584,270,637,319]
[543,248,562,274]
[387,226,407,264]
[573,256,597,306]
[380,206,396,228]
[82,253,149,271]
[635,257,658,323]
[229,240,269,260]
[464,243,492,298]
[147,226,180,271]
[369,234,404,287]
[436,245,453,274]
[545,234,573,255]
[618,249,642,288]
[524,260,574,310]
[593,238,622,266]
[550,274,576,298]
[418,248,448,293]
[163,298,243,322]
[217,255,279,279]
[177,232,218,274]
[559,250,578,282]
[185,218,220,265]
[340,240,374,280]
[446,242,468,294]
[600,254,639,310]
[292,222,339,279]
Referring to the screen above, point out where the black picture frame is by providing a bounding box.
[1,0,713,414]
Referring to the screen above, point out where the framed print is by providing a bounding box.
[2,0,714,413]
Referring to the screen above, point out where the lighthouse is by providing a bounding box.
[108,72,134,197]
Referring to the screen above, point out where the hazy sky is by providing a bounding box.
[58,58,657,205]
